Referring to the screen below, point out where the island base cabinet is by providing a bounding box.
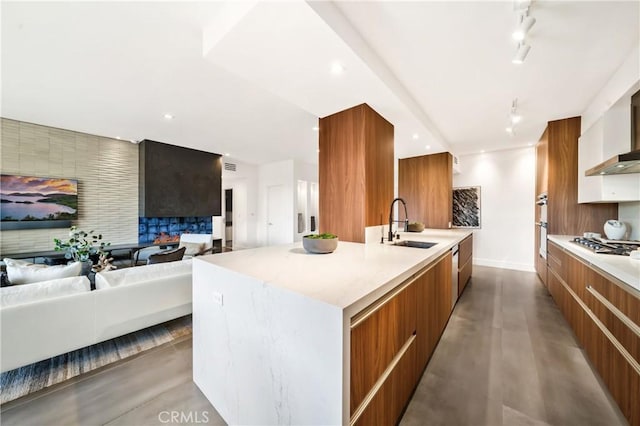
[417,253,452,372]
[458,234,473,296]
[353,338,417,426]
[350,283,417,414]
[350,251,453,425]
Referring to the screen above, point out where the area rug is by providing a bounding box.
[0,315,192,404]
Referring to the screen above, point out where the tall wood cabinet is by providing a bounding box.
[319,104,394,243]
[398,152,453,229]
[534,117,618,282]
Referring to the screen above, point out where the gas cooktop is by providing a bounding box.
[571,237,640,256]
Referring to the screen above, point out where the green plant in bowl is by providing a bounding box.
[304,233,337,240]
[303,233,338,253]
[407,222,425,232]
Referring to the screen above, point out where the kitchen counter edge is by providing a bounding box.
[547,235,640,294]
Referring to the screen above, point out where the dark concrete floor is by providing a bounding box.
[400,266,626,426]
[0,266,626,426]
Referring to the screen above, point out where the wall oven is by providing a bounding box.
[536,193,548,259]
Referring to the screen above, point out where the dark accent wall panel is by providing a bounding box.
[139,140,222,217]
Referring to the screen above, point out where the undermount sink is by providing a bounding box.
[393,240,437,249]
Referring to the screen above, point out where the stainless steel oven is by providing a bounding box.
[536,193,548,259]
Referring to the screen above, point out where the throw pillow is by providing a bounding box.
[0,276,91,307]
[178,241,205,256]
[3,258,83,285]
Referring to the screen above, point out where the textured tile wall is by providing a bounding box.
[0,118,139,254]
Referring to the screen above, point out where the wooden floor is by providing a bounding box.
[0,266,626,425]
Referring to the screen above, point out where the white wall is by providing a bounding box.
[618,202,640,240]
[454,147,536,272]
[222,159,319,249]
[222,160,259,250]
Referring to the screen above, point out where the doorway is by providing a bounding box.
[267,184,288,246]
[225,189,233,250]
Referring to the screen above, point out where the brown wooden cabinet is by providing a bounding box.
[458,234,473,296]
[546,241,640,426]
[350,281,416,414]
[534,117,618,283]
[319,104,394,243]
[415,252,452,373]
[398,152,453,229]
[350,251,453,425]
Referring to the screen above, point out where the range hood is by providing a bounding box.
[585,150,640,176]
[585,89,640,176]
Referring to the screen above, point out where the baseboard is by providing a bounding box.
[473,258,535,273]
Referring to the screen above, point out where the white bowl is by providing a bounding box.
[603,220,627,240]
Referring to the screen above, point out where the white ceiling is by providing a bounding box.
[2,1,638,165]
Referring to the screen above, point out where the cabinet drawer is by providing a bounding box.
[352,336,417,426]
[459,234,473,264]
[459,257,472,296]
[350,281,417,414]
[547,241,566,280]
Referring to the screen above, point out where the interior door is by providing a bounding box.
[267,184,288,246]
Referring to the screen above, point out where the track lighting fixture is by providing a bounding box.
[512,42,531,64]
[506,99,522,135]
[511,2,535,64]
[512,13,536,41]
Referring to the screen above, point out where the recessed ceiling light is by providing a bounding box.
[506,127,513,133]
[425,145,431,150]
[164,113,174,120]
[527,143,533,146]
[330,62,345,75]
[224,153,231,157]
[480,150,486,153]
[312,126,319,131]
[413,133,419,140]
[510,114,522,124]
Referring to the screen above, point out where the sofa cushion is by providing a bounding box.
[3,258,82,285]
[178,241,205,256]
[0,275,91,307]
[95,259,192,290]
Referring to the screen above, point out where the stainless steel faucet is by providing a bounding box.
[388,198,409,241]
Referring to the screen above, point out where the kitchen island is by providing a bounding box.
[192,229,472,425]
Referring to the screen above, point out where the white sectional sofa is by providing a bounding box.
[0,260,192,373]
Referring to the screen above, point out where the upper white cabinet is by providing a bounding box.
[578,94,640,203]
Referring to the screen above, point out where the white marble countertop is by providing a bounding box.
[196,229,472,318]
[548,235,640,293]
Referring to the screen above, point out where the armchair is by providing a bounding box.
[178,234,213,259]
[147,246,186,265]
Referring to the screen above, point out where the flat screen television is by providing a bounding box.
[0,174,78,230]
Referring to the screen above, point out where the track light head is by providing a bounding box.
[512,43,531,64]
[512,15,536,41]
